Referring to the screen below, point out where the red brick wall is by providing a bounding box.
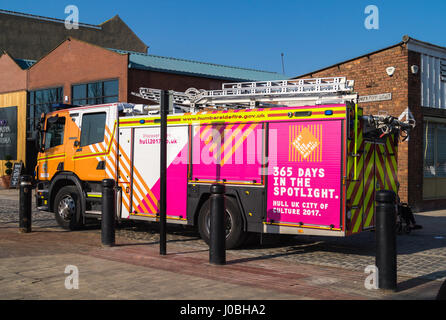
[28,38,129,103]
[295,44,415,204]
[0,53,27,93]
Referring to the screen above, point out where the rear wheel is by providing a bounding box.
[198,197,247,249]
[54,186,83,230]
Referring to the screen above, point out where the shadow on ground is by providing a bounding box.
[108,213,446,259]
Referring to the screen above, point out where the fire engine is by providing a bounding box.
[34,77,414,248]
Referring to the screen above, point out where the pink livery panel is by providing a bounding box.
[191,123,265,184]
[131,126,188,219]
[267,120,343,229]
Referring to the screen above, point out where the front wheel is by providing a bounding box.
[198,197,247,249]
[54,186,83,230]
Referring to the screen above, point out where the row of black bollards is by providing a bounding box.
[17,174,226,258]
[20,174,421,294]
[98,179,227,266]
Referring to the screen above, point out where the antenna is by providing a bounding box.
[281,53,285,75]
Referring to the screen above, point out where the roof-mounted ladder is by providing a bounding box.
[131,77,356,110]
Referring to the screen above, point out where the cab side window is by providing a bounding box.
[44,116,66,149]
[80,112,106,147]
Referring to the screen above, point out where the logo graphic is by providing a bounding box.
[289,125,322,162]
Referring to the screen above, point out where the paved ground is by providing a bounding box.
[0,188,445,300]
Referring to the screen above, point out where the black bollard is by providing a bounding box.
[375,190,397,291]
[19,175,32,233]
[101,179,116,247]
[209,184,226,265]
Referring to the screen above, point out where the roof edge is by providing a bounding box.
[100,15,149,52]
[407,37,446,59]
[0,8,101,29]
[28,37,128,70]
[111,48,283,76]
[0,49,31,70]
[405,36,446,51]
[129,63,274,82]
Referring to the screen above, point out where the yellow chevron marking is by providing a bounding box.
[200,125,211,139]
[118,145,157,214]
[363,160,375,228]
[213,124,246,161]
[352,209,362,233]
[221,123,257,166]
[210,124,234,153]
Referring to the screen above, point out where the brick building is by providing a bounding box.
[294,36,446,211]
[0,9,148,60]
[0,37,284,175]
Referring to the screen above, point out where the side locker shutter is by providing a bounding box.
[346,105,364,234]
[351,107,364,234]
[363,142,376,229]
[385,133,399,195]
[371,142,387,229]
[117,128,132,218]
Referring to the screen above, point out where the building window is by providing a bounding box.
[80,112,106,147]
[423,120,446,199]
[72,79,119,106]
[27,87,63,136]
[44,116,65,149]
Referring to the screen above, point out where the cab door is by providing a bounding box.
[73,106,113,182]
[38,111,69,181]
[63,111,82,173]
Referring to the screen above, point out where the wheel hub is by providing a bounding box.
[58,195,75,221]
[206,210,233,239]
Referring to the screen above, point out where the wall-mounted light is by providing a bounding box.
[411,65,419,74]
[386,67,396,77]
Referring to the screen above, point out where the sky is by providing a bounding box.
[2,0,446,78]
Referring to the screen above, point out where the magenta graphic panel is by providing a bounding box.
[192,123,263,183]
[267,120,342,228]
[132,126,188,218]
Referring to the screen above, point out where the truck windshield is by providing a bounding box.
[44,116,66,149]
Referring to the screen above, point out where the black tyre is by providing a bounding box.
[198,197,247,249]
[54,186,83,230]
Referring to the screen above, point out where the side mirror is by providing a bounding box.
[35,126,45,153]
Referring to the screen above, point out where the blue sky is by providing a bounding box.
[2,0,446,77]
